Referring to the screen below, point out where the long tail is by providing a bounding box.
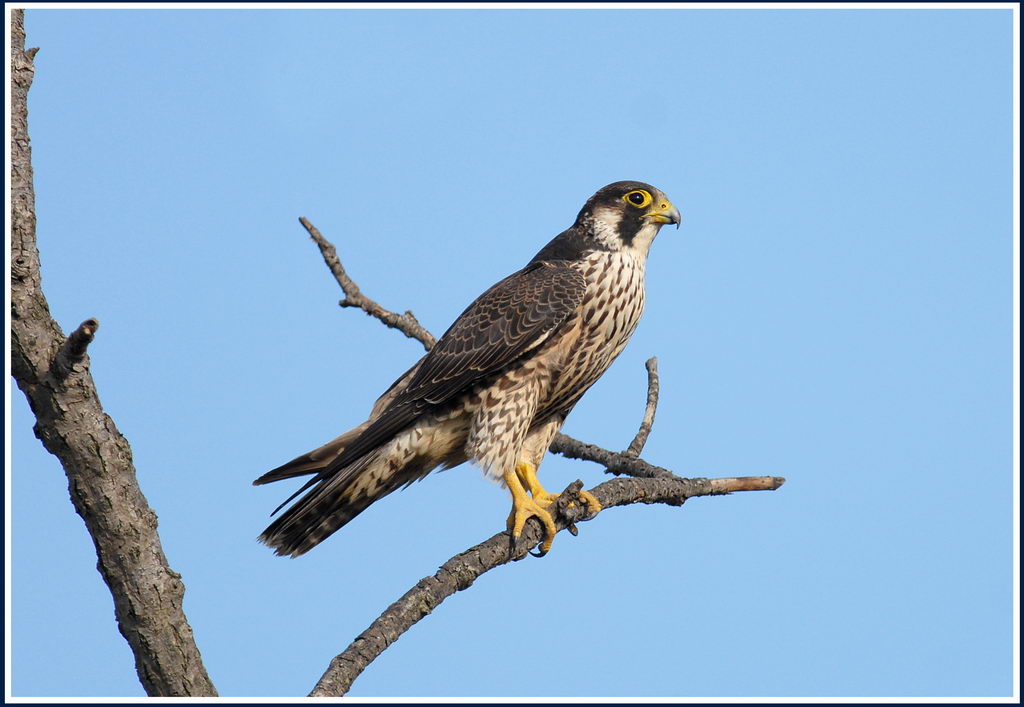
[255,359,434,556]
[255,413,444,557]
[255,421,399,557]
[257,447,394,558]
[252,425,368,487]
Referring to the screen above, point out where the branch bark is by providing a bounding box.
[299,216,437,350]
[624,356,660,457]
[297,218,785,696]
[310,475,784,697]
[9,10,216,697]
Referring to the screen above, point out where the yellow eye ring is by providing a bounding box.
[623,190,653,208]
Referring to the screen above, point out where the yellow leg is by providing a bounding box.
[504,466,557,556]
[515,461,559,506]
[518,461,602,517]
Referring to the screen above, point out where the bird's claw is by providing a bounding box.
[506,496,557,558]
[504,466,603,558]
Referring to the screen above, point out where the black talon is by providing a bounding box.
[530,546,548,558]
[567,523,579,537]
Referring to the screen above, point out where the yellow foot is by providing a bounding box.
[520,459,603,519]
[504,467,557,557]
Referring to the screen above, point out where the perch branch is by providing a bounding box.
[9,11,216,696]
[299,219,785,696]
[309,474,784,697]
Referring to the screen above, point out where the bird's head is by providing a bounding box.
[575,181,681,256]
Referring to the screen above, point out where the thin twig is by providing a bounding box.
[549,432,673,478]
[299,217,436,350]
[624,356,660,457]
[709,476,787,493]
[309,474,785,697]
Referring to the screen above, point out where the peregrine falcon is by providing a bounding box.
[255,181,680,557]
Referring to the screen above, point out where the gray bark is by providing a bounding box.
[9,9,217,697]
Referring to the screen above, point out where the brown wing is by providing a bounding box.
[317,259,587,475]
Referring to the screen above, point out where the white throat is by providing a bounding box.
[587,206,662,260]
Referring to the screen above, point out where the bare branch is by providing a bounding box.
[550,357,664,477]
[624,356,660,457]
[299,217,437,350]
[300,218,786,696]
[9,11,216,696]
[709,476,787,493]
[46,317,101,383]
[549,433,673,478]
[309,473,785,697]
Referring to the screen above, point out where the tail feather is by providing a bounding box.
[257,449,392,557]
[255,404,466,557]
[252,425,368,486]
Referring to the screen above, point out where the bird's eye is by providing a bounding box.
[623,190,652,208]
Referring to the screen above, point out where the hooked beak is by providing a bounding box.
[646,200,682,229]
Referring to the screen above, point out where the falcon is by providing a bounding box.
[255,181,680,557]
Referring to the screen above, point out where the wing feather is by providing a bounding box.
[403,260,586,405]
[320,260,586,473]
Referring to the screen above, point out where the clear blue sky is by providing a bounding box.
[8,5,1017,699]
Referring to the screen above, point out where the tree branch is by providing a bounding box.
[309,474,784,697]
[624,356,660,457]
[299,216,437,350]
[547,357,671,478]
[9,10,216,696]
[549,432,673,478]
[298,219,785,696]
